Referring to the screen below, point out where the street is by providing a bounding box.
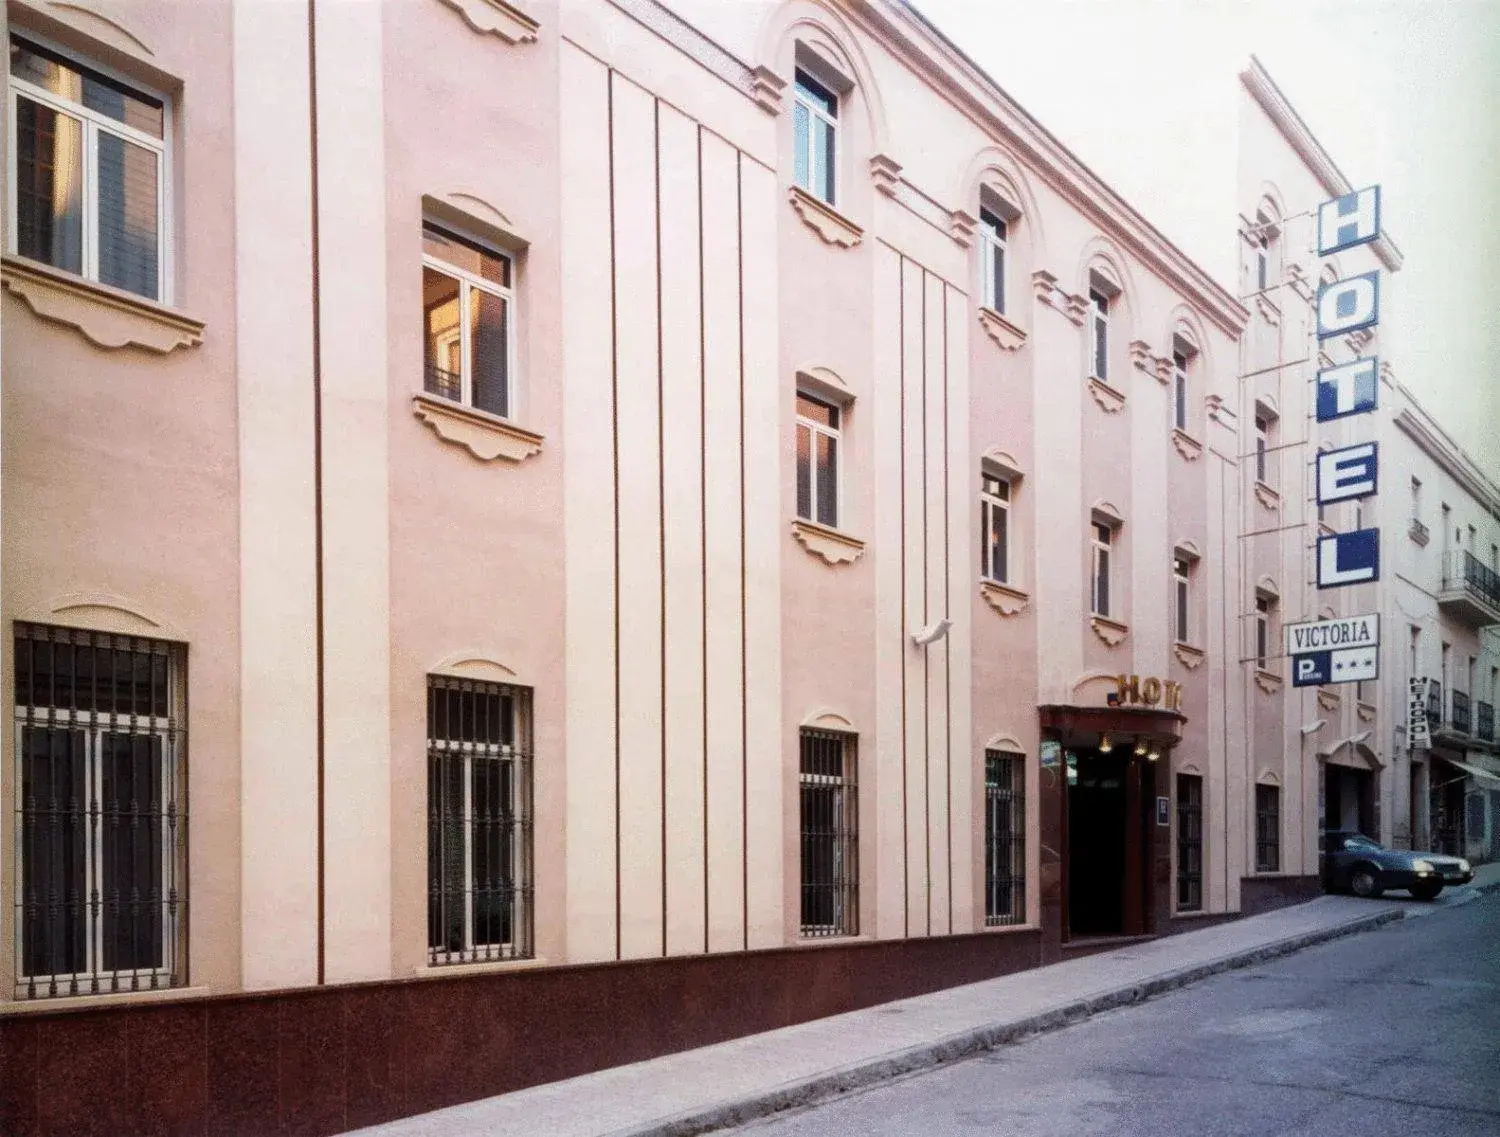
[730,894,1500,1137]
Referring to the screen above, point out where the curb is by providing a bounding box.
[615,908,1407,1137]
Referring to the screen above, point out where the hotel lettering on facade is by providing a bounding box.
[0,0,1481,1132]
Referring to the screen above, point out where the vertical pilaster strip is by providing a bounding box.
[944,283,973,935]
[700,131,745,953]
[234,0,320,990]
[922,272,948,936]
[659,104,707,957]
[561,45,619,963]
[872,244,905,940]
[610,76,665,960]
[739,156,782,950]
[312,0,392,983]
[900,257,925,936]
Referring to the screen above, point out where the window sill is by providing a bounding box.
[1254,480,1281,511]
[792,517,866,565]
[1,254,204,354]
[980,920,1034,934]
[1090,614,1129,646]
[1170,909,1214,921]
[412,391,544,462]
[787,184,863,248]
[977,305,1027,352]
[1173,642,1206,669]
[796,932,872,947]
[1087,376,1126,414]
[436,0,539,43]
[1254,667,1284,694]
[412,955,548,979]
[980,578,1029,616]
[1,984,212,1015]
[1170,428,1203,462]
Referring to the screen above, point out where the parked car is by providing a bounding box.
[1322,830,1473,900]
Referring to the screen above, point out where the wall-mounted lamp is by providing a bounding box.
[1147,748,1160,763]
[1134,737,1148,756]
[912,618,952,646]
[1098,733,1113,753]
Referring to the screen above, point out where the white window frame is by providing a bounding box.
[6,33,172,303]
[979,207,1007,315]
[1255,596,1273,670]
[1254,411,1273,486]
[793,67,839,207]
[1088,289,1110,382]
[796,391,843,529]
[421,224,519,421]
[980,470,1011,584]
[1173,553,1192,644]
[15,704,179,994]
[1091,522,1113,618]
[1172,351,1189,432]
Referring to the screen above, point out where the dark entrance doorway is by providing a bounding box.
[1068,750,1126,935]
[1324,763,1373,835]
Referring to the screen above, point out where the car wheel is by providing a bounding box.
[1410,881,1442,902]
[1350,866,1383,898]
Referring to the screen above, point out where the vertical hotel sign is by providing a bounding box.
[1314,185,1382,590]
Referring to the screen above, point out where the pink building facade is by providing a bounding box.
[0,2,1416,1133]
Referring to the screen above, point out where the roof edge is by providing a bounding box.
[1241,56,1403,272]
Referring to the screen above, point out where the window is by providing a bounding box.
[1255,596,1273,670]
[980,471,1011,584]
[13,624,186,1000]
[421,223,516,418]
[1091,522,1113,617]
[1255,785,1280,873]
[792,68,838,206]
[8,36,167,301]
[800,729,857,937]
[427,675,533,964]
[984,750,1025,927]
[979,207,1007,314]
[1088,289,1109,382]
[1255,235,1269,292]
[1174,553,1192,644]
[1176,773,1203,911]
[796,392,841,528]
[1172,351,1189,431]
[1254,411,1272,485]
[1410,477,1422,520]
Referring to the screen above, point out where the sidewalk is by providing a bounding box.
[353,865,1500,1137]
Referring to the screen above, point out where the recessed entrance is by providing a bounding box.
[1324,763,1374,835]
[1067,749,1157,937]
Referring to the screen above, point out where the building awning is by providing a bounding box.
[1440,757,1500,789]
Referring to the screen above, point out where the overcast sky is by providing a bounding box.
[912,0,1500,479]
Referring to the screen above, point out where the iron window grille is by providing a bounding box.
[8,36,169,302]
[1176,773,1203,911]
[984,750,1025,927]
[421,222,516,419]
[800,728,857,937]
[1450,689,1472,735]
[13,623,186,1000]
[1255,784,1280,873]
[427,675,533,965]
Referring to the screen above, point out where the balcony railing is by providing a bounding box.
[1478,700,1496,744]
[1426,681,1442,727]
[1441,550,1500,615]
[1449,689,1472,735]
[424,362,462,403]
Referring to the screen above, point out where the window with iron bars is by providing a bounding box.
[1255,784,1281,872]
[1176,773,1203,911]
[13,623,186,1000]
[427,676,533,964]
[984,750,1025,926]
[800,728,857,937]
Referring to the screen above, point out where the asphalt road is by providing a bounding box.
[730,893,1500,1137]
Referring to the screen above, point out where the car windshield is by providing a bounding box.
[1343,835,1382,850]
